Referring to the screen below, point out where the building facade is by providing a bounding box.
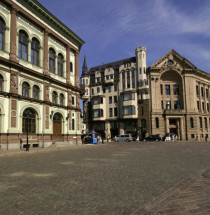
[81,47,210,141]
[0,0,84,149]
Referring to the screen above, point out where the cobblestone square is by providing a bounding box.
[0,141,210,215]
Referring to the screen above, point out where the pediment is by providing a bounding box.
[150,50,197,72]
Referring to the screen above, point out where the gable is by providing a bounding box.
[150,50,197,71]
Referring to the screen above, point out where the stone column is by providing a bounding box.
[43,30,49,76]
[75,51,79,87]
[66,46,70,84]
[9,6,18,63]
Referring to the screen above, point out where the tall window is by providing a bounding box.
[22,82,30,97]
[190,117,194,128]
[70,62,73,72]
[22,108,36,134]
[174,100,180,109]
[155,117,159,128]
[49,48,55,73]
[166,101,171,109]
[72,96,75,105]
[57,54,64,77]
[0,18,5,50]
[33,85,39,99]
[132,70,135,88]
[122,72,125,90]
[0,74,3,91]
[31,38,40,66]
[19,30,28,61]
[60,94,64,105]
[52,91,58,104]
[127,71,130,88]
[72,119,75,130]
[199,117,203,128]
[165,85,170,95]
[196,85,199,96]
[109,108,113,117]
[173,85,179,95]
[109,96,112,104]
[160,84,163,95]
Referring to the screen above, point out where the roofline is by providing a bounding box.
[89,56,136,71]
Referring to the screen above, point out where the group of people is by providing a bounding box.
[196,134,208,141]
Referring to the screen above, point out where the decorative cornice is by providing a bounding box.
[16,0,85,49]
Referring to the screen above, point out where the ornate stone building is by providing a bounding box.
[0,0,84,149]
[81,47,210,141]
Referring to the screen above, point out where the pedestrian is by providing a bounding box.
[205,134,208,142]
[196,134,199,141]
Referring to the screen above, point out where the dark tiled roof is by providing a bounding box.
[88,57,136,74]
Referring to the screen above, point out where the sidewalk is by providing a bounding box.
[133,168,210,215]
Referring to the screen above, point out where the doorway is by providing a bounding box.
[53,113,62,140]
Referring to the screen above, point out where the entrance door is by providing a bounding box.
[53,113,62,140]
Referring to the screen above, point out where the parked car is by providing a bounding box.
[145,134,162,141]
[114,134,133,142]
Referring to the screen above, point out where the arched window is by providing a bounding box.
[49,48,55,73]
[31,38,40,66]
[22,108,36,134]
[0,18,5,50]
[155,117,159,128]
[22,82,30,97]
[190,117,194,128]
[60,93,64,105]
[19,30,28,61]
[0,74,3,91]
[33,85,39,99]
[52,91,58,104]
[57,54,64,77]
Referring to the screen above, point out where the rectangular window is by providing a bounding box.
[114,96,117,103]
[160,84,163,95]
[108,86,112,92]
[72,96,75,105]
[197,101,200,110]
[173,85,179,95]
[123,92,135,101]
[165,85,170,95]
[196,85,199,96]
[123,105,136,115]
[91,88,94,95]
[93,97,103,105]
[114,107,117,117]
[109,108,113,117]
[202,102,205,111]
[199,117,203,128]
[132,70,135,88]
[206,89,209,98]
[97,87,100,93]
[109,96,112,104]
[114,84,118,91]
[205,117,208,129]
[106,75,109,80]
[127,71,130,88]
[201,87,204,97]
[207,103,209,112]
[166,101,171,109]
[174,100,180,109]
[93,109,103,118]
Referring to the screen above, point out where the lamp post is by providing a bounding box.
[26,113,30,151]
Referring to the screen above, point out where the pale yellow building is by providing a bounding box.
[0,0,84,149]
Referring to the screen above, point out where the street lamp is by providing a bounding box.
[25,113,30,151]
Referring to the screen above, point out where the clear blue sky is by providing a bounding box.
[38,0,210,75]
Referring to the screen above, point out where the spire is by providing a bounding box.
[82,55,88,75]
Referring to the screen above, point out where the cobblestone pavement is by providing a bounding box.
[0,141,210,215]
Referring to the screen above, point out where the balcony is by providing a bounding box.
[164,109,186,115]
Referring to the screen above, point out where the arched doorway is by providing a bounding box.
[53,113,62,140]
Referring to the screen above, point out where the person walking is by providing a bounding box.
[205,134,208,142]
